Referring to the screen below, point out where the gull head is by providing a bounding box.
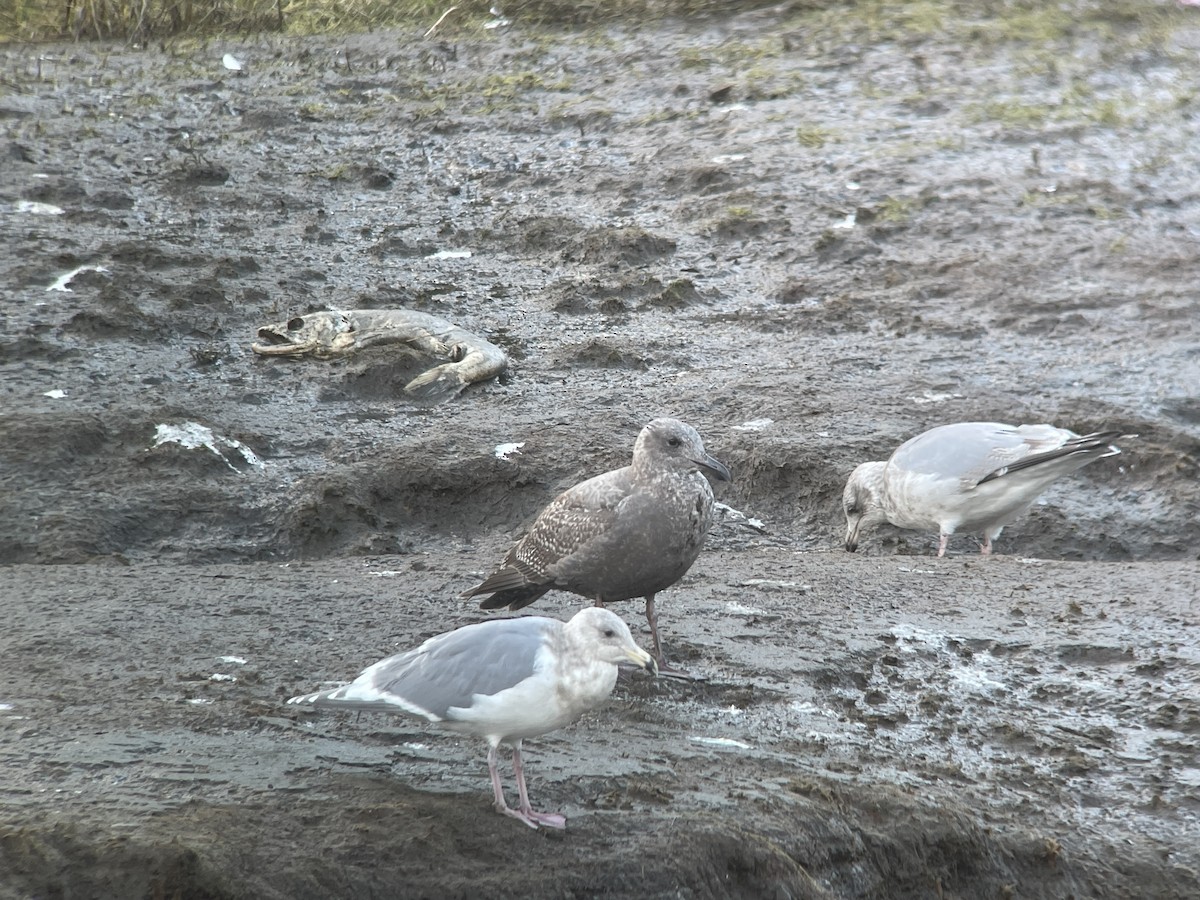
[636,418,732,483]
[565,607,657,676]
[843,461,888,552]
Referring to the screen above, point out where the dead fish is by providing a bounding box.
[252,309,508,401]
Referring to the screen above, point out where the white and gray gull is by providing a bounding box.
[288,607,656,830]
[460,417,732,679]
[843,422,1126,557]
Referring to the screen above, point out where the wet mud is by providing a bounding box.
[2,1,1199,897]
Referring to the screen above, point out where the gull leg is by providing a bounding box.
[937,533,950,557]
[645,594,704,681]
[511,740,566,829]
[980,535,993,555]
[488,743,537,829]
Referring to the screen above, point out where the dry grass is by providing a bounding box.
[0,0,780,42]
[1,0,286,41]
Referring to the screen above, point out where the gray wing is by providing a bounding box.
[890,422,1070,486]
[290,617,555,720]
[977,429,1123,484]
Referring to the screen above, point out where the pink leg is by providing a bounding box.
[487,744,538,828]
[511,741,566,829]
[937,533,949,557]
[980,536,993,555]
[645,595,704,681]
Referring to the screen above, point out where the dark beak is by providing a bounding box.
[845,518,861,552]
[625,646,658,677]
[695,453,732,483]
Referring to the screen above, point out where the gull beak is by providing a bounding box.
[845,517,861,552]
[626,646,658,677]
[695,453,732,483]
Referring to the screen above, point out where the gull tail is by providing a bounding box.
[462,569,552,611]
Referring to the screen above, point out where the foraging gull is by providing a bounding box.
[843,422,1125,556]
[461,417,732,679]
[288,606,656,829]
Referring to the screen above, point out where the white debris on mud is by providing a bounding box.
[151,422,264,473]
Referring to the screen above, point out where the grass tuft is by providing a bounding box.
[0,0,784,42]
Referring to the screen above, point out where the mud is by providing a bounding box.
[2,2,1199,897]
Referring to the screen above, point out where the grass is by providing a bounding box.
[795,125,832,149]
[876,196,917,224]
[1,0,286,41]
[966,81,1144,132]
[0,0,786,41]
[968,98,1054,129]
[1019,187,1128,221]
[3,0,1190,65]
[391,68,574,118]
[296,100,330,120]
[678,38,779,70]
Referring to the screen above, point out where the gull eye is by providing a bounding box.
[603,628,615,638]
[667,437,681,447]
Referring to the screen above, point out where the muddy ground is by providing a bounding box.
[2,1,1200,897]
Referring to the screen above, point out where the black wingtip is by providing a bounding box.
[473,585,552,612]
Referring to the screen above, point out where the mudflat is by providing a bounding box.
[2,2,1198,897]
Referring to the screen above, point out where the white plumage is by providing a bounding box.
[288,606,656,829]
[843,422,1126,556]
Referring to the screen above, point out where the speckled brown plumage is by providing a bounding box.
[461,418,732,677]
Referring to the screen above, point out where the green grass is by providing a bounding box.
[967,81,1147,132]
[876,196,917,224]
[795,125,832,149]
[967,99,1054,129]
[396,68,574,117]
[0,0,788,41]
[3,0,1192,67]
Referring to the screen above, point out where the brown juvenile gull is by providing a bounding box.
[288,607,656,830]
[460,417,732,679]
[843,422,1126,557]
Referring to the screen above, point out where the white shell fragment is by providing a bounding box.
[484,6,510,28]
[151,422,264,473]
[17,200,64,216]
[908,390,962,405]
[732,418,773,432]
[690,736,753,750]
[713,502,767,533]
[47,264,108,293]
[494,442,525,460]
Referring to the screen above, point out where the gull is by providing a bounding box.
[461,418,732,679]
[843,422,1125,556]
[288,607,656,829]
